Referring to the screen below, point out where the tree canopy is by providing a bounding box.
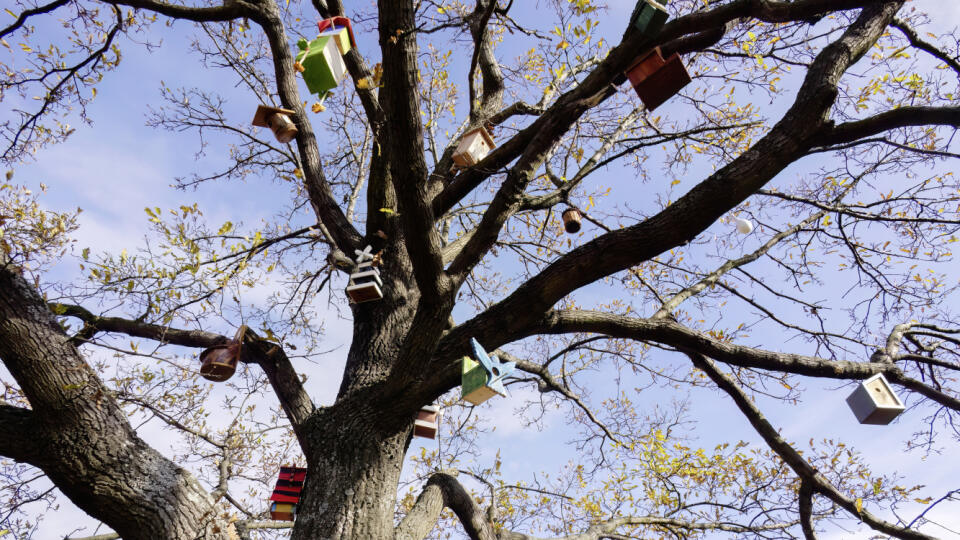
[2,0,960,538]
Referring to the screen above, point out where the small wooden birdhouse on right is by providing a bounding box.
[413,405,443,439]
[846,373,905,425]
[452,126,495,168]
[252,105,298,144]
[346,245,384,303]
[629,0,669,38]
[295,36,347,98]
[625,47,691,111]
[461,338,515,405]
[269,466,307,521]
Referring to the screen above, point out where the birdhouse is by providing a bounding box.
[452,126,495,168]
[846,373,905,425]
[461,338,516,405]
[295,36,347,98]
[413,405,443,439]
[625,47,691,111]
[252,105,298,143]
[346,245,384,303]
[629,0,669,38]
[735,217,754,234]
[562,208,582,234]
[317,16,357,55]
[269,466,307,521]
[199,326,248,382]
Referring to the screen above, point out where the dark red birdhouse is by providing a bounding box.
[625,47,691,111]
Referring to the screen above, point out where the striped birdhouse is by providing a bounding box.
[461,338,515,405]
[269,466,307,521]
[346,245,384,303]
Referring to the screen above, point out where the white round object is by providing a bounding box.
[735,218,754,234]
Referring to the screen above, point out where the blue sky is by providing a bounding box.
[4,0,960,538]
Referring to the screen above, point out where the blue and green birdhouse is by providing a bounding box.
[295,36,346,98]
[461,338,515,405]
[629,0,669,38]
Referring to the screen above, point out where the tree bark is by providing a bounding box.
[0,259,234,540]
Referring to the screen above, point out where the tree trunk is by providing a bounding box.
[0,259,235,540]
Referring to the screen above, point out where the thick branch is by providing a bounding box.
[396,472,497,540]
[0,404,44,464]
[818,106,960,148]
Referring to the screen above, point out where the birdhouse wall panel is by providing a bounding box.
[452,127,495,167]
[463,385,498,406]
[413,419,438,439]
[319,26,352,55]
[270,502,297,521]
[296,36,345,96]
[417,409,439,423]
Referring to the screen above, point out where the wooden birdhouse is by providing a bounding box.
[625,47,691,111]
[629,0,669,38]
[846,373,905,425]
[562,208,582,234]
[317,16,357,55]
[199,326,248,382]
[252,105,298,144]
[269,466,307,521]
[295,36,347,98]
[413,405,443,439]
[461,338,515,405]
[346,245,384,303]
[452,126,495,168]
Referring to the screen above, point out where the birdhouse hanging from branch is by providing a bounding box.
[317,16,357,55]
[295,35,347,100]
[562,208,582,234]
[629,0,669,38]
[346,245,384,303]
[846,373,905,425]
[452,126,496,168]
[461,338,516,405]
[251,105,298,144]
[625,47,691,111]
[199,325,249,382]
[269,466,307,521]
[413,405,443,439]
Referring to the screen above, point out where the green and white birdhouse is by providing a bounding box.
[295,36,346,98]
[461,338,515,405]
[629,0,669,38]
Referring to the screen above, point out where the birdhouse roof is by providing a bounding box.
[252,105,296,128]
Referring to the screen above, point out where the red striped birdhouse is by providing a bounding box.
[269,466,307,521]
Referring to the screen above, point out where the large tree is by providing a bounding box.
[2,0,960,538]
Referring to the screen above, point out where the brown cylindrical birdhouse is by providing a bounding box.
[562,208,582,234]
[198,326,248,382]
[252,105,298,144]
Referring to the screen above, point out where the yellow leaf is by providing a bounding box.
[855,498,863,513]
[914,497,932,504]
[311,102,325,113]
